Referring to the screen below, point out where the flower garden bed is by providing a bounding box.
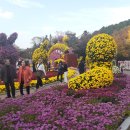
[0,74,129,130]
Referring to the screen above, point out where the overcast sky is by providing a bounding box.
[0,0,130,49]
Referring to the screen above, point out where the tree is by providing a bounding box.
[112,26,130,60]
[65,31,78,48]
[73,31,92,58]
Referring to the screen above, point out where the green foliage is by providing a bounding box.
[21,114,37,123]
[76,115,84,122]
[0,105,21,117]
[73,92,85,98]
[87,97,118,104]
[53,85,64,91]
[74,31,92,57]
[98,97,118,104]
[123,109,130,117]
[105,124,119,130]
[66,88,75,96]
[65,31,79,48]
[105,117,122,130]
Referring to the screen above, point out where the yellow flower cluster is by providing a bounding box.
[41,40,49,48]
[48,43,69,57]
[54,58,65,63]
[67,67,78,79]
[69,33,117,90]
[62,35,69,43]
[68,67,114,91]
[32,40,48,63]
[32,48,47,63]
[88,61,112,69]
[0,82,20,93]
[77,56,83,64]
[86,33,117,62]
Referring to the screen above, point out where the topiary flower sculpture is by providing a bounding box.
[32,40,48,64]
[69,33,117,90]
[0,32,19,64]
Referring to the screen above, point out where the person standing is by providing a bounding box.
[120,63,125,74]
[32,61,36,73]
[78,59,85,74]
[36,58,46,90]
[18,60,32,95]
[16,58,22,70]
[47,61,51,71]
[63,62,68,83]
[0,59,16,98]
[57,61,64,82]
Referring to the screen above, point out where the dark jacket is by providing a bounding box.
[63,64,68,72]
[1,65,17,83]
[32,62,36,72]
[78,60,85,74]
[58,63,64,74]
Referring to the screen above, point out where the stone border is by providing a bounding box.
[117,117,130,130]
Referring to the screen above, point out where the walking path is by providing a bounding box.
[124,70,130,75]
[0,81,66,100]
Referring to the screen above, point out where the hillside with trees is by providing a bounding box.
[92,19,130,60]
[20,19,130,61]
[95,19,130,35]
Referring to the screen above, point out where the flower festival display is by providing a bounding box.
[0,33,19,64]
[48,43,69,57]
[32,40,48,63]
[69,33,117,90]
[69,67,114,90]
[86,33,117,63]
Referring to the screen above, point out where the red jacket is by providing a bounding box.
[18,66,32,87]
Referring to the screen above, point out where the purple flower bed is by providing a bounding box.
[0,74,130,130]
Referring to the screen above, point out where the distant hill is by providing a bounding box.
[91,19,130,60]
[93,19,130,35]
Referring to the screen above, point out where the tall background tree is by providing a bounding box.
[112,26,130,60]
[73,31,91,58]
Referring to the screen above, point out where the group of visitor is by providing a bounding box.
[0,56,86,99]
[0,58,69,99]
[0,58,46,98]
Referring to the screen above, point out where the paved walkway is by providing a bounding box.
[0,81,66,100]
[124,70,130,75]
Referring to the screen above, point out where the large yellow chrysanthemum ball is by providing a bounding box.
[86,33,117,62]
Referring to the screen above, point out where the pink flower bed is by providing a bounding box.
[0,74,129,130]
